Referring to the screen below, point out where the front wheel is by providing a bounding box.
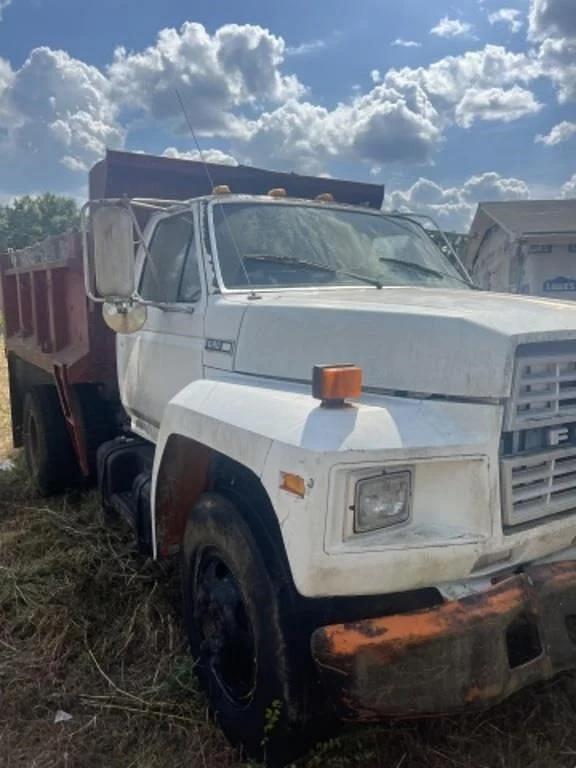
[181,492,308,765]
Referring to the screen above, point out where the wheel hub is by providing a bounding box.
[196,551,256,704]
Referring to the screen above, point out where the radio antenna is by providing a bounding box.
[175,89,257,299]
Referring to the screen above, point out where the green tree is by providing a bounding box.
[0,193,79,251]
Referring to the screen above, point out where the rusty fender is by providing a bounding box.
[310,561,576,721]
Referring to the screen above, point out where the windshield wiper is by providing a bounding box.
[379,256,445,278]
[379,256,476,289]
[243,254,384,289]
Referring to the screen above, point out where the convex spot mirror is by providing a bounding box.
[102,301,147,334]
[92,205,135,299]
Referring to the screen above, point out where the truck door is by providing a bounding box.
[117,205,205,439]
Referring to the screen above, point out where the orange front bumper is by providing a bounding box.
[311,561,576,720]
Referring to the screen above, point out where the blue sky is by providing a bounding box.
[0,0,574,230]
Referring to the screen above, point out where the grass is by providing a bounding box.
[3,352,576,767]
[0,348,12,459]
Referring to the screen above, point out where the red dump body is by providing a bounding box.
[0,231,115,384]
[0,232,116,474]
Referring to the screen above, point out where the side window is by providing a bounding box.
[139,212,200,303]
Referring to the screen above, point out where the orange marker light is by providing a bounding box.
[315,192,334,202]
[268,187,287,198]
[212,185,231,195]
[280,472,306,498]
[312,364,362,406]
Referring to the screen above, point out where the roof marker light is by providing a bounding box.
[268,188,287,198]
[212,185,231,195]
[316,193,334,202]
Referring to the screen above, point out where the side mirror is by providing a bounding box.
[91,205,135,299]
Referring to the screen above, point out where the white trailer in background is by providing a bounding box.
[465,200,576,298]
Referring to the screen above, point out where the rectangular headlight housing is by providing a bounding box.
[354,470,412,533]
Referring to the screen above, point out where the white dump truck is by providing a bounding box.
[6,151,576,763]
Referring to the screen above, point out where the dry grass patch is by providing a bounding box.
[0,467,237,768]
[0,351,13,459]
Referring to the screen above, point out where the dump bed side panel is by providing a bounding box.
[1,231,117,466]
[0,231,115,384]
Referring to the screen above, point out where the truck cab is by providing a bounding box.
[118,192,471,439]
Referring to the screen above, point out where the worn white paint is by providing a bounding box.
[114,195,576,598]
[234,287,576,400]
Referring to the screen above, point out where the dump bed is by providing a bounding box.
[0,231,115,385]
[0,231,117,474]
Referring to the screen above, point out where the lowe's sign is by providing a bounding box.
[543,276,576,292]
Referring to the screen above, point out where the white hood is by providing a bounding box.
[233,287,576,399]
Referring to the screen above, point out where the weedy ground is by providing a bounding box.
[3,353,576,767]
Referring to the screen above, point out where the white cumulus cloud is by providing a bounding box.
[0,56,13,115]
[562,174,576,198]
[528,0,576,104]
[384,45,539,111]
[347,83,442,165]
[0,16,572,199]
[0,47,124,193]
[536,120,576,145]
[488,8,523,34]
[0,0,11,20]
[108,22,304,136]
[286,39,326,57]
[162,146,238,165]
[240,82,442,174]
[454,85,542,128]
[389,171,532,231]
[430,17,473,38]
[391,39,421,48]
[460,171,532,201]
[538,37,576,103]
[529,0,576,41]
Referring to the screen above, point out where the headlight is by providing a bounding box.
[354,470,412,533]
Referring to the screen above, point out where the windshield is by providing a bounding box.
[212,201,472,291]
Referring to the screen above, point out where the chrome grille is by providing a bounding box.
[503,343,576,529]
[502,446,576,527]
[508,353,576,429]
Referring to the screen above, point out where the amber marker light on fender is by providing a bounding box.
[280,472,306,498]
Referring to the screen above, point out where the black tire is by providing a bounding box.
[23,387,80,495]
[181,492,308,765]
